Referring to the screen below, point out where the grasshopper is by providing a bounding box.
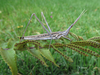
[20,10,86,42]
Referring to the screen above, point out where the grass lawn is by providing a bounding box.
[0,0,100,75]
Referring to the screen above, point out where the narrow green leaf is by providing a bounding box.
[0,48,18,75]
[28,49,48,67]
[39,49,59,67]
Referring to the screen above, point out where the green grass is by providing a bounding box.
[0,0,100,75]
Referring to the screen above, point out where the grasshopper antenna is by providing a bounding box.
[64,9,87,36]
